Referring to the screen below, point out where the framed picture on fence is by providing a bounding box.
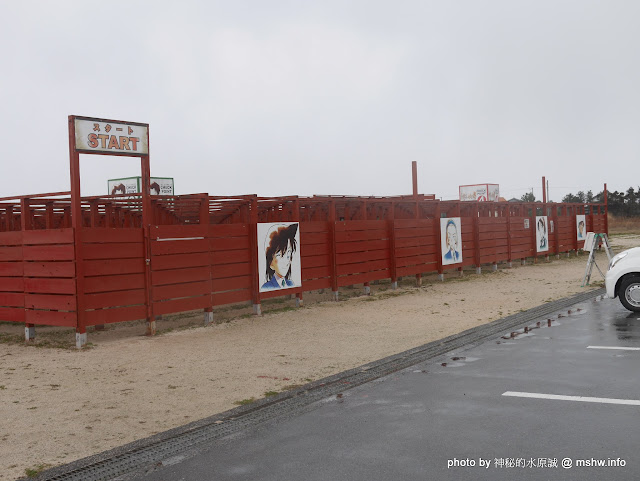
[440,217,463,265]
[576,215,586,240]
[257,222,302,292]
[535,216,549,252]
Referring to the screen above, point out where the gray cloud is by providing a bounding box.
[1,0,637,201]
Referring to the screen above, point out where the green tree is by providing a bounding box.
[562,193,581,203]
[520,192,536,202]
[586,190,594,203]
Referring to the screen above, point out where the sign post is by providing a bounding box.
[68,115,151,347]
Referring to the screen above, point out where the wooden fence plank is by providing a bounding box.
[24,261,75,278]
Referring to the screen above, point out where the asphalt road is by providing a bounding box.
[133,295,640,481]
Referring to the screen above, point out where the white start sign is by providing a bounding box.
[74,117,149,155]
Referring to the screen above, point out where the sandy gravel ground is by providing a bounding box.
[1,237,638,480]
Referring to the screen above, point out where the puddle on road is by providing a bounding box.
[439,356,481,368]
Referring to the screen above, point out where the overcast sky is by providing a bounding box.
[1,1,638,202]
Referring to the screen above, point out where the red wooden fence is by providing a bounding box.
[0,193,607,341]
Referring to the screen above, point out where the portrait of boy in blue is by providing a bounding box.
[440,217,463,265]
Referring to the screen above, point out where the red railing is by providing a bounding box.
[0,193,607,339]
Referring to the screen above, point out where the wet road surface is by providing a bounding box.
[134,296,640,480]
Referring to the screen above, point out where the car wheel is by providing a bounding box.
[619,275,640,312]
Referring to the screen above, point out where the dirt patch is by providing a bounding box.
[0,239,636,480]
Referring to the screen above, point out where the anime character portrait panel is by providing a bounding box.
[258,222,302,292]
[576,215,586,240]
[440,217,463,266]
[535,216,549,252]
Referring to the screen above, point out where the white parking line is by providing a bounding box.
[587,346,640,351]
[503,392,640,406]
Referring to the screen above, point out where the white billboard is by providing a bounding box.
[75,117,149,155]
[459,184,499,202]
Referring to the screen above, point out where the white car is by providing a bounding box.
[606,247,640,312]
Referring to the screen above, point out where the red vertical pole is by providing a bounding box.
[45,202,54,229]
[474,202,481,273]
[293,198,303,306]
[435,201,443,279]
[200,196,213,324]
[604,183,608,234]
[362,199,371,293]
[389,201,397,289]
[20,198,31,232]
[68,116,86,347]
[573,205,578,253]
[542,179,549,261]
[415,192,422,286]
[20,198,34,340]
[105,203,113,228]
[329,199,339,300]
[456,201,466,275]
[141,153,155,335]
[6,206,15,231]
[506,203,513,266]
[89,200,105,332]
[412,161,418,197]
[249,196,261,313]
[531,203,538,263]
[63,206,71,228]
[553,203,559,257]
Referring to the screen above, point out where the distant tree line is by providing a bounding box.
[561,187,640,217]
[518,187,640,217]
